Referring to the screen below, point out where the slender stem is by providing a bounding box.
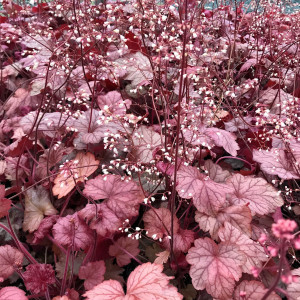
[4,216,37,264]
[60,247,71,296]
[262,239,286,300]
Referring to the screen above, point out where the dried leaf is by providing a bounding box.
[23,186,58,232]
[204,160,231,183]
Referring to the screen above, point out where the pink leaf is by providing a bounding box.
[0,198,11,219]
[131,126,163,163]
[234,280,281,300]
[115,52,153,87]
[23,264,55,294]
[253,149,299,179]
[186,237,245,299]
[0,185,5,199]
[78,203,122,237]
[52,213,94,251]
[84,280,125,299]
[33,215,59,244]
[3,88,31,117]
[287,268,300,300]
[97,91,131,117]
[53,152,99,199]
[109,237,140,267]
[78,261,106,291]
[143,207,179,240]
[0,245,24,281]
[20,111,74,138]
[219,222,267,274]
[195,204,252,240]
[226,174,284,216]
[239,58,257,73]
[205,127,240,156]
[163,229,195,253]
[176,165,234,214]
[83,175,144,219]
[84,263,183,299]
[0,287,28,300]
[73,109,125,148]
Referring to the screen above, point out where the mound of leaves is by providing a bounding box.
[0,0,300,299]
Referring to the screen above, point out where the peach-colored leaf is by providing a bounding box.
[78,261,106,291]
[78,203,122,237]
[219,222,267,274]
[53,152,99,199]
[143,207,179,240]
[84,263,183,300]
[0,245,24,281]
[195,204,252,240]
[234,280,281,300]
[154,250,170,265]
[83,174,144,219]
[226,174,283,216]
[186,237,245,299]
[84,280,125,299]
[52,213,94,251]
[0,287,28,300]
[126,263,182,299]
[176,165,234,214]
[109,237,140,267]
[23,186,58,232]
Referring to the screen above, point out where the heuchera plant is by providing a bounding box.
[0,0,300,299]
